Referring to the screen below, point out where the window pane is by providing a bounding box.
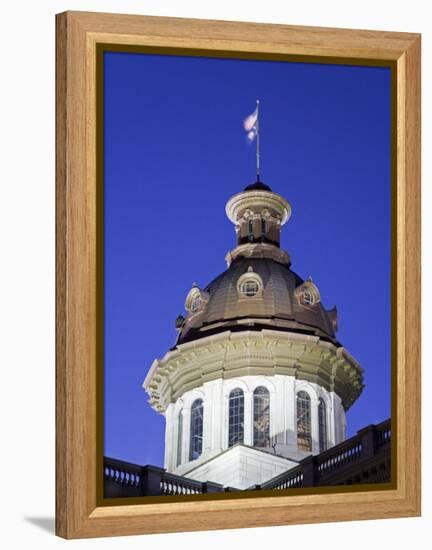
[253,386,270,447]
[191,295,201,311]
[297,391,312,451]
[228,388,244,447]
[303,289,313,305]
[189,399,203,460]
[241,280,259,297]
[248,220,254,241]
[318,398,327,452]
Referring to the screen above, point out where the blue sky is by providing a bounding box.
[104,51,392,466]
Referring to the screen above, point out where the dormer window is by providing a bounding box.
[237,267,263,299]
[185,285,209,313]
[294,278,321,307]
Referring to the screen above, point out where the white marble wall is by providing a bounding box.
[186,444,299,490]
[164,375,346,475]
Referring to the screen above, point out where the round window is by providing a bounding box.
[241,280,259,297]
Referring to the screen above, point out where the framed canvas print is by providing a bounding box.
[55,11,421,539]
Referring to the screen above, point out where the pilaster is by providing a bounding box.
[163,405,173,470]
[244,388,253,446]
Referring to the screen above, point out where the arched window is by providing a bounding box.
[261,217,266,235]
[189,399,204,461]
[228,388,244,447]
[318,398,327,452]
[248,219,254,241]
[176,410,183,467]
[253,386,270,447]
[297,391,312,451]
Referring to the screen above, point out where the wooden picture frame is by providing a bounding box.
[56,10,421,539]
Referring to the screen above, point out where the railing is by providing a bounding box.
[257,419,391,490]
[105,420,390,496]
[160,472,205,495]
[104,458,237,498]
[376,420,391,450]
[254,465,304,490]
[315,440,363,478]
[104,457,143,497]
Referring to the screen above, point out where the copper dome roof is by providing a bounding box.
[175,183,339,347]
[176,255,338,346]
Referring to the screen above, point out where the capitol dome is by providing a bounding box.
[143,179,364,489]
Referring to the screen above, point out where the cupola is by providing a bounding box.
[225,180,291,248]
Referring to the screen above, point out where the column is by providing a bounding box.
[311,395,319,454]
[164,405,173,470]
[328,392,336,447]
[182,405,192,464]
[285,377,296,447]
[273,375,285,445]
[244,388,253,446]
[202,383,213,456]
[211,380,224,452]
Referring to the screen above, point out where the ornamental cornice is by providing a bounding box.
[225,242,290,266]
[143,330,364,413]
[225,190,291,225]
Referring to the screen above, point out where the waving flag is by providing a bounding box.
[243,105,259,141]
[243,100,261,180]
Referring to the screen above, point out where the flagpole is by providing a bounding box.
[256,99,260,181]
